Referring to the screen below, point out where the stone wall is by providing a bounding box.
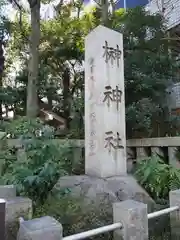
[2,137,180,173]
[126,137,180,170]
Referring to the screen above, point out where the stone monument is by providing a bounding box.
[85,25,126,177]
[54,25,154,210]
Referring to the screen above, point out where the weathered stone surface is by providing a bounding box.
[127,147,136,173]
[170,189,180,238]
[85,25,126,178]
[113,200,148,240]
[136,147,148,160]
[0,132,6,140]
[151,147,164,157]
[54,175,154,211]
[16,148,27,162]
[168,147,180,168]
[0,185,16,199]
[6,197,32,221]
[5,197,32,240]
[17,216,62,240]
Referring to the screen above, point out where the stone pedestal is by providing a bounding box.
[17,216,62,240]
[113,200,148,240]
[85,25,126,177]
[54,175,154,212]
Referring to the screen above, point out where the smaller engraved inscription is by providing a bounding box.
[89,139,96,156]
[104,131,124,152]
[88,58,95,100]
[103,85,122,110]
[90,130,96,136]
[102,41,121,67]
[89,57,94,74]
[90,112,96,121]
[89,139,95,149]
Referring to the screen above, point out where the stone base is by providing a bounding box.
[54,174,154,211]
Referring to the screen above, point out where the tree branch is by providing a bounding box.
[11,0,30,43]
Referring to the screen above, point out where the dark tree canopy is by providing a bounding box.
[1,5,180,138]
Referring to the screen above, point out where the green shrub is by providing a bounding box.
[5,116,53,139]
[0,117,77,205]
[135,155,180,200]
[0,138,73,204]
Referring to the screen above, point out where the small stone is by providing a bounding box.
[17,216,62,240]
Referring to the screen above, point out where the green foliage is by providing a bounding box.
[126,99,163,137]
[0,117,78,204]
[112,7,179,138]
[5,117,51,139]
[135,155,180,200]
[2,6,180,138]
[0,140,72,204]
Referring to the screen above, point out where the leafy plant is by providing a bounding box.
[0,139,73,204]
[135,155,180,200]
[0,117,77,205]
[5,117,51,139]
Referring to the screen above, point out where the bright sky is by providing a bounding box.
[5,2,55,20]
[5,0,96,21]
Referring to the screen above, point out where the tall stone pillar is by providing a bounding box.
[85,25,126,177]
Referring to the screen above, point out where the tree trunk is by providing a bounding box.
[63,68,70,129]
[101,0,109,26]
[0,74,2,120]
[26,0,40,117]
